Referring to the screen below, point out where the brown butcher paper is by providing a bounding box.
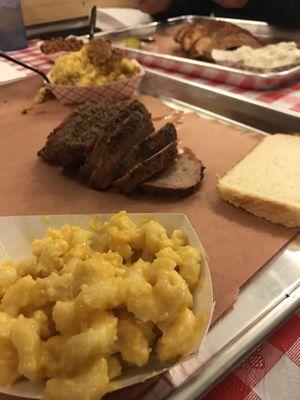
[0,76,298,325]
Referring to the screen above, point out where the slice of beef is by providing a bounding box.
[140,148,205,197]
[38,99,124,170]
[181,21,214,53]
[191,31,261,59]
[80,100,153,181]
[113,123,177,180]
[189,21,234,58]
[181,24,206,53]
[89,107,154,190]
[189,36,213,59]
[174,24,190,43]
[202,22,261,59]
[114,141,178,194]
[214,33,262,51]
[176,20,261,60]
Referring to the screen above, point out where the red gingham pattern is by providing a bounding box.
[145,66,300,115]
[5,40,144,104]
[2,41,300,400]
[286,339,300,367]
[202,314,300,400]
[46,70,144,104]
[234,343,283,388]
[6,40,52,73]
[123,49,300,91]
[3,40,300,114]
[139,314,300,400]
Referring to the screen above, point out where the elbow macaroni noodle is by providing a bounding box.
[0,211,204,400]
[49,46,140,87]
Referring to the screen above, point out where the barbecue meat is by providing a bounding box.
[38,99,125,170]
[141,148,205,197]
[114,141,178,194]
[80,100,154,188]
[174,20,261,60]
[39,99,204,197]
[113,122,177,180]
[89,107,154,190]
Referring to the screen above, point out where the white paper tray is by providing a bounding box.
[0,213,213,399]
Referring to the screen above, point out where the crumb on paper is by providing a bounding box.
[34,86,54,104]
[21,107,32,115]
[42,215,51,223]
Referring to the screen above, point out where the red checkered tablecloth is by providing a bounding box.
[3,40,300,114]
[203,314,300,400]
[143,66,300,114]
[1,41,300,400]
[5,40,52,72]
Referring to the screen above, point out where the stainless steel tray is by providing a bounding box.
[138,69,300,399]
[99,16,300,90]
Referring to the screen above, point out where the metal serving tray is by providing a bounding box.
[138,69,300,399]
[99,15,300,90]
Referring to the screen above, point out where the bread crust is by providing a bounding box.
[218,185,300,228]
[217,134,300,228]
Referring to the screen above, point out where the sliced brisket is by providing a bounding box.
[113,123,177,180]
[80,100,154,183]
[38,99,124,170]
[141,148,205,197]
[114,141,178,194]
[88,101,154,190]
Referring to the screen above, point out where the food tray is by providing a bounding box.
[45,60,145,104]
[0,213,213,399]
[99,16,300,90]
[138,69,300,399]
[1,69,299,400]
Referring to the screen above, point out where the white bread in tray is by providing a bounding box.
[217,134,300,228]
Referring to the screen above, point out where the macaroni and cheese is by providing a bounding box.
[49,39,140,87]
[0,211,203,400]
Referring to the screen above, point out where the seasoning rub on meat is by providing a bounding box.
[38,99,205,197]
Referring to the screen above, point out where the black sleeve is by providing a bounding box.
[242,0,300,27]
[261,0,300,26]
[153,0,213,21]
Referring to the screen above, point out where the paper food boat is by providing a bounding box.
[45,60,145,105]
[38,36,88,64]
[0,213,213,399]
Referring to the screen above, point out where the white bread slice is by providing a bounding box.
[217,134,300,228]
